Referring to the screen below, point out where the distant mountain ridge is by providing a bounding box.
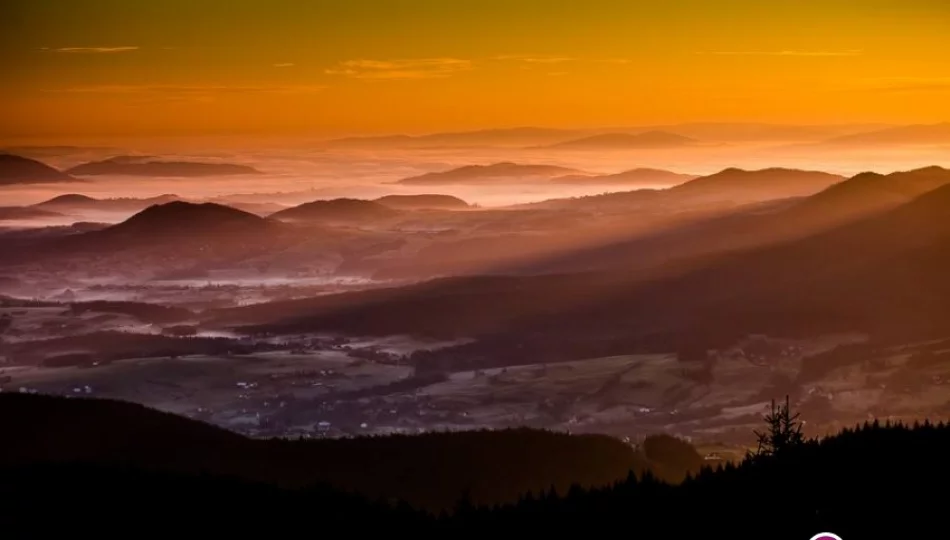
[668,167,844,203]
[543,131,699,150]
[321,127,583,148]
[67,156,261,177]
[374,194,470,210]
[817,122,950,146]
[398,162,586,185]
[34,193,182,212]
[269,198,400,223]
[318,123,898,148]
[529,167,844,211]
[0,154,78,185]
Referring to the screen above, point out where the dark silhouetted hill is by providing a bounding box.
[444,421,950,537]
[543,131,698,150]
[375,194,470,210]
[33,193,181,212]
[0,393,651,511]
[669,167,844,203]
[3,393,949,537]
[0,154,78,185]
[100,201,273,238]
[66,156,261,177]
[17,201,290,267]
[398,162,585,185]
[270,198,400,223]
[35,193,98,206]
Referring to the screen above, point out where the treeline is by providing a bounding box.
[1,394,683,511]
[3,393,948,537]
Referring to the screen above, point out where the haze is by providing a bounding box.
[4,3,950,533]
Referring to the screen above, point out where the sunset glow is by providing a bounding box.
[3,0,950,141]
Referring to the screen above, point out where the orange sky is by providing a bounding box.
[2,0,950,141]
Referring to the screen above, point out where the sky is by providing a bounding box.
[2,0,950,141]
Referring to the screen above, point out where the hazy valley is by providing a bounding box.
[4,125,950,460]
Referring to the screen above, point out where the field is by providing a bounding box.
[6,322,950,457]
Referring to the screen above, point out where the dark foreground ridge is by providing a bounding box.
[1,393,947,536]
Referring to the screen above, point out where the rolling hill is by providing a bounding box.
[4,393,947,537]
[512,166,950,276]
[1,393,654,511]
[269,198,400,223]
[398,162,586,185]
[212,177,950,367]
[667,167,844,203]
[33,193,182,213]
[0,154,78,185]
[67,156,261,177]
[27,201,289,265]
[374,194,470,210]
[527,167,843,212]
[99,201,272,238]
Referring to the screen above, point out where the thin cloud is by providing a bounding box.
[45,46,140,53]
[494,55,631,65]
[273,63,295,68]
[494,54,573,64]
[325,58,472,80]
[699,50,862,57]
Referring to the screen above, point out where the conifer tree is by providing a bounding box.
[753,395,805,457]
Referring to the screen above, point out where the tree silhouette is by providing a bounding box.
[753,395,804,457]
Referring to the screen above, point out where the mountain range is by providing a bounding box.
[209,166,950,367]
[318,123,900,148]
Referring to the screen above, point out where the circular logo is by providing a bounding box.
[810,534,842,540]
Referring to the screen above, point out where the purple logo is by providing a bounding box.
[810,534,842,540]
